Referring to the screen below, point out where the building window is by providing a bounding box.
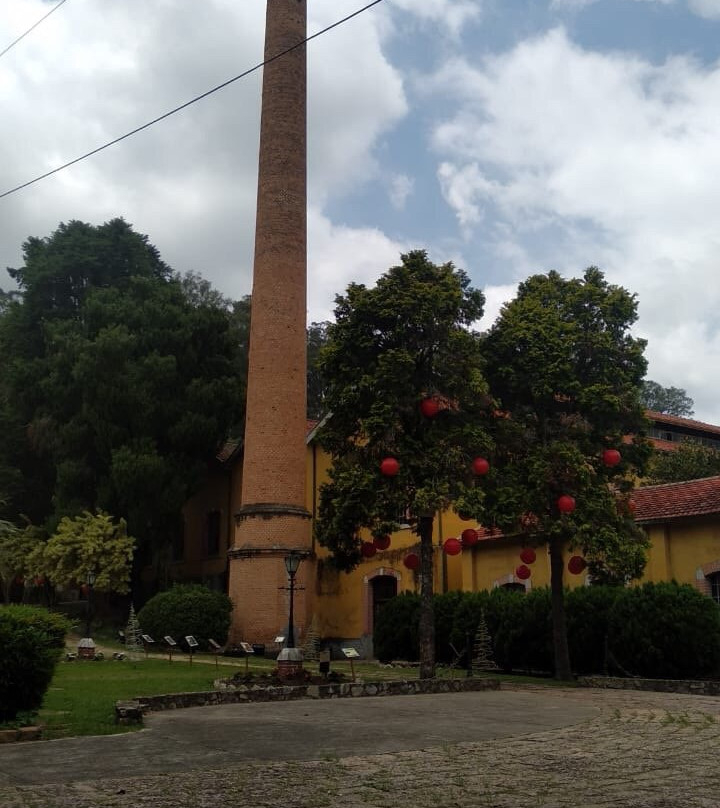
[710,573,720,606]
[206,510,221,557]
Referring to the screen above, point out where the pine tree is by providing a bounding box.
[472,611,498,672]
[302,614,321,661]
[125,603,144,660]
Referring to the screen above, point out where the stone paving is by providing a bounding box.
[3,685,720,808]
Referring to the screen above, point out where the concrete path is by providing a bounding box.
[3,685,720,807]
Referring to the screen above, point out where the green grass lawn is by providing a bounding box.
[35,650,564,740]
[39,657,229,739]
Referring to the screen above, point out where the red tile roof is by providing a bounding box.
[646,410,720,437]
[632,476,720,523]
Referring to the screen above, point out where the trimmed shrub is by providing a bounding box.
[607,581,720,679]
[449,590,492,661]
[434,590,467,663]
[566,585,621,675]
[0,605,70,722]
[137,585,233,649]
[373,591,419,663]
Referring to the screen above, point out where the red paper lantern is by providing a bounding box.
[515,564,531,580]
[472,457,490,476]
[627,498,636,514]
[374,535,391,551]
[461,528,479,546]
[34,577,45,587]
[404,552,420,570]
[361,541,377,558]
[568,555,587,575]
[80,583,89,596]
[420,398,440,418]
[380,457,399,476]
[443,537,462,556]
[557,495,576,514]
[519,548,536,565]
[602,448,622,467]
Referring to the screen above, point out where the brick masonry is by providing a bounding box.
[228,0,313,645]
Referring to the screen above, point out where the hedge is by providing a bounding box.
[373,582,720,679]
[0,605,70,722]
[137,584,233,649]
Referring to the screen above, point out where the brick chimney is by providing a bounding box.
[228,0,312,645]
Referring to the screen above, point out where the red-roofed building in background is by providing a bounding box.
[149,410,720,654]
[631,475,720,602]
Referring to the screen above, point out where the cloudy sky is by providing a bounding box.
[1,0,719,423]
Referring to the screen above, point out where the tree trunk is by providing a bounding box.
[549,535,573,680]
[418,515,436,679]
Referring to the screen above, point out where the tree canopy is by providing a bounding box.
[481,268,652,678]
[0,219,245,565]
[315,250,491,677]
[641,380,694,417]
[30,511,135,594]
[644,441,720,485]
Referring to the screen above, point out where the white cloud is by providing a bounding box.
[388,173,414,210]
[0,0,407,308]
[687,0,720,19]
[477,283,518,331]
[388,0,482,36]
[427,27,720,422]
[308,207,409,322]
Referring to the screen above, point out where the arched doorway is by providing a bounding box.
[363,568,402,638]
[371,575,398,629]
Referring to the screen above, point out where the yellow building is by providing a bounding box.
[163,412,720,653]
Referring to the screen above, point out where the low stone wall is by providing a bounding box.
[115,677,500,724]
[0,727,42,744]
[579,675,720,696]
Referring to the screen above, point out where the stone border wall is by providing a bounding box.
[116,677,500,723]
[0,727,42,744]
[579,676,720,696]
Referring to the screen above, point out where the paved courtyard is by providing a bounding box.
[2,684,720,807]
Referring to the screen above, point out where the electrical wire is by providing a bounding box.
[0,0,70,60]
[0,0,386,201]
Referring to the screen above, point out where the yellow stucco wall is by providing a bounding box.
[643,517,720,585]
[169,441,720,643]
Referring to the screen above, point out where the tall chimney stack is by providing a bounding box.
[228,0,312,644]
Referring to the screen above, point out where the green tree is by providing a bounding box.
[31,511,135,594]
[641,380,694,417]
[645,441,720,484]
[307,320,330,420]
[314,250,491,678]
[0,219,245,566]
[0,518,43,604]
[481,268,652,680]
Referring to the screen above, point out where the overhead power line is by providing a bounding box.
[0,0,70,60]
[0,0,387,201]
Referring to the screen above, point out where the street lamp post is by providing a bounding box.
[85,569,96,639]
[277,551,304,679]
[284,551,301,649]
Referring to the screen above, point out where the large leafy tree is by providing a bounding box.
[641,380,694,417]
[315,251,491,678]
[481,268,653,680]
[30,511,135,594]
[645,441,720,484]
[0,219,245,568]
